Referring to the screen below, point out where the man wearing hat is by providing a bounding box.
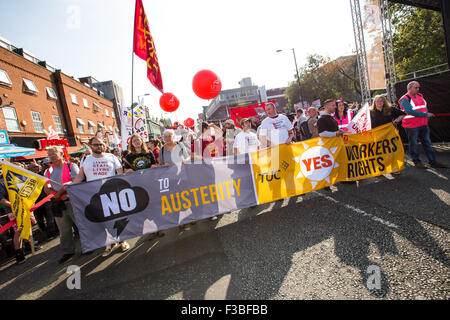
[233,118,260,155]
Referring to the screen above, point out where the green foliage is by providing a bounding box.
[390,3,447,79]
[285,54,362,106]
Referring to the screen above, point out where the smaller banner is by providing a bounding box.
[230,101,274,128]
[348,103,372,134]
[311,99,321,109]
[1,162,48,239]
[121,104,150,148]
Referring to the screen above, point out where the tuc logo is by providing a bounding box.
[293,141,339,189]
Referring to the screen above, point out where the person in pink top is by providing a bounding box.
[334,100,354,132]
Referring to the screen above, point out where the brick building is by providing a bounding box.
[0,37,119,159]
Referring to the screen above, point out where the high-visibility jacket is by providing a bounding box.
[334,110,354,131]
[398,93,428,128]
[46,162,73,201]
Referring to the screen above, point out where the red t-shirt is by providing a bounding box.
[152,148,159,163]
[191,136,223,158]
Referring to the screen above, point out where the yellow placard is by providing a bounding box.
[251,123,404,204]
[1,162,47,239]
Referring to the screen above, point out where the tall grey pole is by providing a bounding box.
[291,48,303,106]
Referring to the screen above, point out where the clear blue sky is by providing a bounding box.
[0,0,356,122]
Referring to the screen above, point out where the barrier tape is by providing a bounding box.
[0,192,56,235]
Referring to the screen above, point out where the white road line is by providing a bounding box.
[314,192,399,229]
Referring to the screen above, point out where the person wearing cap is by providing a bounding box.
[233,118,260,155]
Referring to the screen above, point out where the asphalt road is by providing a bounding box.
[0,146,449,300]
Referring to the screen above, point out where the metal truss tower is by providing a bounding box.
[350,0,371,104]
[380,0,398,104]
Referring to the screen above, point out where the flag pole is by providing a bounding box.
[131,0,136,134]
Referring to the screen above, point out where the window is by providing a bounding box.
[2,107,20,132]
[88,120,96,134]
[97,122,105,129]
[105,109,109,117]
[0,69,12,86]
[31,111,44,133]
[76,118,85,134]
[46,87,57,100]
[93,102,101,112]
[23,78,39,94]
[111,111,115,118]
[70,93,78,104]
[52,115,64,134]
[83,98,89,108]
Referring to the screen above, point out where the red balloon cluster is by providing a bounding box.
[159,92,179,112]
[183,118,194,127]
[192,70,222,100]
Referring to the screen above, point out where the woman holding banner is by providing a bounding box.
[123,134,157,173]
[370,95,405,128]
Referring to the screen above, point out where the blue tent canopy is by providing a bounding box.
[0,144,36,159]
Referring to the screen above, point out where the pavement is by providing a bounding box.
[0,145,449,300]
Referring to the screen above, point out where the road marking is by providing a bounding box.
[314,192,399,229]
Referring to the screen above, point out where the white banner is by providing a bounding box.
[347,103,372,134]
[121,104,150,148]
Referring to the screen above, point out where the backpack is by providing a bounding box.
[300,120,312,140]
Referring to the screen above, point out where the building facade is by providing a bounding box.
[0,36,119,157]
[205,77,267,121]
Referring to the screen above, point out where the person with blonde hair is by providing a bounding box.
[123,134,156,173]
[370,95,406,128]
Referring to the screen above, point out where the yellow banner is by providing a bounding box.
[1,162,47,239]
[251,123,404,204]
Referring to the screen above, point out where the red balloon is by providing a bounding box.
[184,118,194,127]
[159,93,179,112]
[192,70,222,100]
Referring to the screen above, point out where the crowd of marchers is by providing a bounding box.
[0,80,447,266]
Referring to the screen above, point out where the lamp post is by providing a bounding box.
[277,48,303,108]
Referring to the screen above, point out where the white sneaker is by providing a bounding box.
[102,243,119,257]
[120,241,130,252]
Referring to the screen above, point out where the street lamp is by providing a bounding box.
[277,48,303,108]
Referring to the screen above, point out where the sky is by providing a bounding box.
[0,0,356,123]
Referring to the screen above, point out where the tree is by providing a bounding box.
[285,54,362,107]
[390,4,447,80]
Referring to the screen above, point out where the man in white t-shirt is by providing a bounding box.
[233,118,260,155]
[73,137,130,257]
[258,102,294,148]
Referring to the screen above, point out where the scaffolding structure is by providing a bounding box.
[350,0,371,104]
[350,0,398,104]
[380,0,398,104]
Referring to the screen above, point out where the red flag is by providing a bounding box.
[133,0,164,93]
